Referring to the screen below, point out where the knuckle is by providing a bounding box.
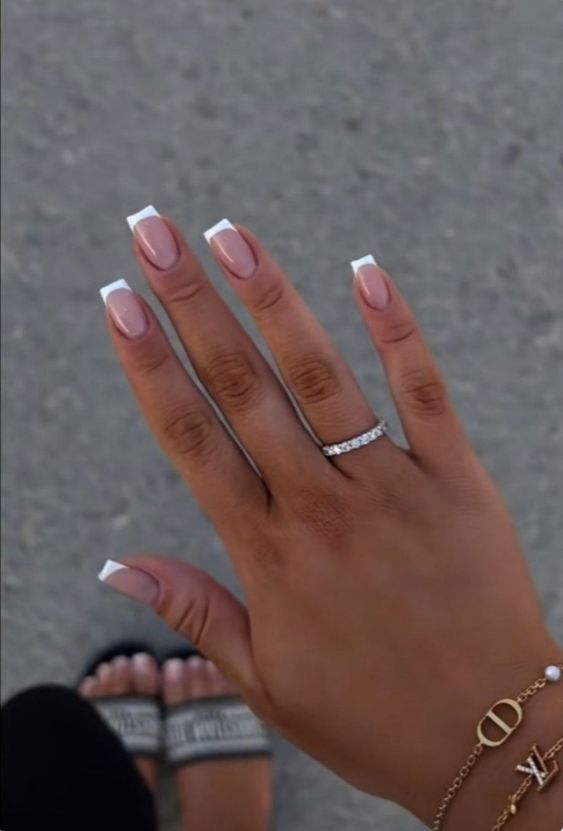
[291,486,350,541]
[251,281,285,316]
[240,524,284,577]
[287,354,341,405]
[203,351,263,413]
[365,455,418,515]
[400,368,448,418]
[161,592,212,648]
[162,409,215,460]
[130,345,172,377]
[161,277,206,308]
[381,316,417,346]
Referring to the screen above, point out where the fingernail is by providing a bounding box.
[164,658,185,679]
[127,205,180,271]
[204,218,257,279]
[98,559,159,606]
[351,255,390,310]
[187,655,203,669]
[99,279,148,340]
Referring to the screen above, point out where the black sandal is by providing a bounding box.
[161,647,272,767]
[80,640,162,758]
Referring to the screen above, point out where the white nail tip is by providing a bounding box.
[126,204,160,231]
[203,218,235,244]
[99,278,132,304]
[350,254,378,274]
[98,559,128,582]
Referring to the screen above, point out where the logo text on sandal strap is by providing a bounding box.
[476,698,523,747]
[516,743,559,791]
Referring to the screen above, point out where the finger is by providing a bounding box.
[100,278,268,549]
[98,556,260,701]
[352,256,470,469]
[126,207,328,492]
[202,219,399,476]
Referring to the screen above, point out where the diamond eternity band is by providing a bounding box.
[321,421,388,457]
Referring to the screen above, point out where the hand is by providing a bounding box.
[99,212,562,827]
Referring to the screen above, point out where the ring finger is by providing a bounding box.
[202,218,400,476]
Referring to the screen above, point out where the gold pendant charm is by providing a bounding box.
[516,743,559,791]
[476,698,523,747]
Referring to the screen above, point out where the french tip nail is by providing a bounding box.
[99,278,132,304]
[203,217,235,244]
[350,254,378,275]
[98,559,128,582]
[126,204,160,231]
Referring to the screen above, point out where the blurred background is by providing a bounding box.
[2,0,562,828]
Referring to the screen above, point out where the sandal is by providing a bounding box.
[162,648,272,766]
[80,640,162,757]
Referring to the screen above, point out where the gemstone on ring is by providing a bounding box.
[321,421,388,457]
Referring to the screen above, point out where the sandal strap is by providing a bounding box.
[94,697,161,756]
[165,695,271,766]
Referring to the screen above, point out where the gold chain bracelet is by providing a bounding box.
[431,663,563,831]
[490,735,563,830]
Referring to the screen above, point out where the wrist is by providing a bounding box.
[405,647,563,830]
[450,671,563,831]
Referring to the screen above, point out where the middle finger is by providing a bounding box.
[126,206,328,491]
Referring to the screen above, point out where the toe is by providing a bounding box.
[163,658,186,706]
[208,661,237,697]
[96,662,113,695]
[132,652,160,697]
[112,656,133,696]
[79,676,97,697]
[185,655,208,699]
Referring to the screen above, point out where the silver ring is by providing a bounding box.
[321,421,388,457]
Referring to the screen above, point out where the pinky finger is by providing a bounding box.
[351,255,470,470]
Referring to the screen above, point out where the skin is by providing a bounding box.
[101,217,563,829]
[80,656,272,831]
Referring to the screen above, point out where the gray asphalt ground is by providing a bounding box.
[2,0,563,828]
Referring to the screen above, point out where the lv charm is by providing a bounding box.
[516,744,559,791]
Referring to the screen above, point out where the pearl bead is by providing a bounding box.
[544,665,561,682]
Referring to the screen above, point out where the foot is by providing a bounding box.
[79,653,160,792]
[163,656,273,831]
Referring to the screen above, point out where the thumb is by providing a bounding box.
[98,554,257,693]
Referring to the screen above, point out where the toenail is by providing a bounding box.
[133,652,153,670]
[164,658,184,680]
